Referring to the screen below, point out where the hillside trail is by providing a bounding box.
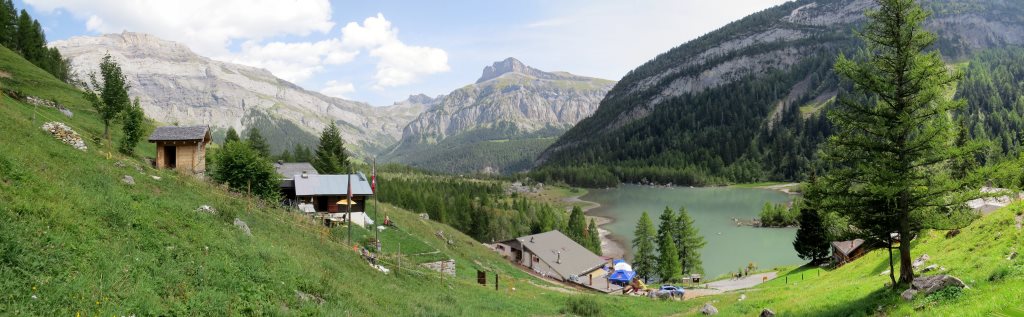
[684,271,778,299]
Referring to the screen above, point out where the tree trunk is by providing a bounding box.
[898,211,914,286]
[887,240,896,289]
[103,121,110,140]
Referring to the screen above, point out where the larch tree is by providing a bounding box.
[656,207,682,282]
[246,127,271,158]
[313,122,349,174]
[566,205,586,244]
[586,218,601,255]
[0,0,16,47]
[821,0,980,288]
[792,178,830,263]
[674,207,705,275]
[632,211,657,283]
[224,127,241,144]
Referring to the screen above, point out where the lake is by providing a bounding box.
[583,184,800,279]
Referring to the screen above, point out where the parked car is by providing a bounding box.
[648,284,685,299]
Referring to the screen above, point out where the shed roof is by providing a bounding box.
[506,230,605,279]
[274,162,318,180]
[148,126,211,142]
[294,173,373,196]
[831,239,865,256]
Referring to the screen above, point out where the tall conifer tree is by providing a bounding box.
[674,207,705,275]
[632,211,657,282]
[821,0,980,287]
[247,127,271,158]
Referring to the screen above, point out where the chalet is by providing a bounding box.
[493,230,606,283]
[148,126,211,175]
[274,162,318,202]
[831,238,867,266]
[294,173,373,213]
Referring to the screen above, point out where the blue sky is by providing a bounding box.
[19,0,790,106]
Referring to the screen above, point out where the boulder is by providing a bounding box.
[759,308,776,317]
[945,229,960,238]
[921,264,938,273]
[295,290,324,305]
[911,275,966,295]
[196,205,217,214]
[912,254,929,269]
[901,289,917,301]
[700,303,718,315]
[738,294,746,301]
[234,218,252,236]
[121,175,135,185]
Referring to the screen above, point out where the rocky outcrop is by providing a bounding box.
[398,58,613,144]
[541,0,1024,167]
[903,274,967,300]
[383,58,613,173]
[51,32,425,154]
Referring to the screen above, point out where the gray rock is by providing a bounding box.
[912,254,930,269]
[121,175,135,185]
[233,218,252,236]
[921,264,939,273]
[196,205,216,214]
[911,275,966,294]
[759,308,775,317]
[700,303,718,315]
[901,289,917,301]
[295,290,324,305]
[114,161,126,168]
[1009,251,1018,261]
[151,175,162,181]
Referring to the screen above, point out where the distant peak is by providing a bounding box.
[477,57,536,83]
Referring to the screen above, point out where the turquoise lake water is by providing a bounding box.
[583,184,800,279]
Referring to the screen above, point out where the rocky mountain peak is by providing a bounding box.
[404,93,436,105]
[476,57,546,83]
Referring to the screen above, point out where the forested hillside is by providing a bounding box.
[537,0,1024,187]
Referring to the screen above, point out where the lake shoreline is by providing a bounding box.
[563,193,628,260]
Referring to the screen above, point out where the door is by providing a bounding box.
[317,197,328,212]
[165,145,177,168]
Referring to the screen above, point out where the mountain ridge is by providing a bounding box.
[537,0,1024,186]
[50,31,425,155]
[382,58,615,174]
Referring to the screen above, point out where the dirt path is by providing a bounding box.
[683,272,778,299]
[758,183,801,194]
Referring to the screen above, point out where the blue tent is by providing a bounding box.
[607,259,636,284]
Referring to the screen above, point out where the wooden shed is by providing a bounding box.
[148,126,211,175]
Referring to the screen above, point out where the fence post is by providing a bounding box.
[495,273,499,291]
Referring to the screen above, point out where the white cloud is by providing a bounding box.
[26,0,334,56]
[340,14,450,88]
[29,2,449,92]
[321,80,356,98]
[226,40,357,83]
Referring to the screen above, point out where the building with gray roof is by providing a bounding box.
[147,125,211,175]
[494,230,606,283]
[293,173,373,213]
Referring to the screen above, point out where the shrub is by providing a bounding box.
[924,286,964,304]
[560,297,604,317]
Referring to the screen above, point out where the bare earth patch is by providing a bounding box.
[0,70,10,79]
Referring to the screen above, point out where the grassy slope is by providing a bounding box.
[0,45,695,316]
[694,203,1024,316]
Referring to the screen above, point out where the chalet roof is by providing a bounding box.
[274,162,318,180]
[504,230,605,279]
[148,126,210,142]
[831,239,865,256]
[294,173,373,196]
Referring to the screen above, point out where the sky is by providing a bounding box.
[18,0,791,106]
